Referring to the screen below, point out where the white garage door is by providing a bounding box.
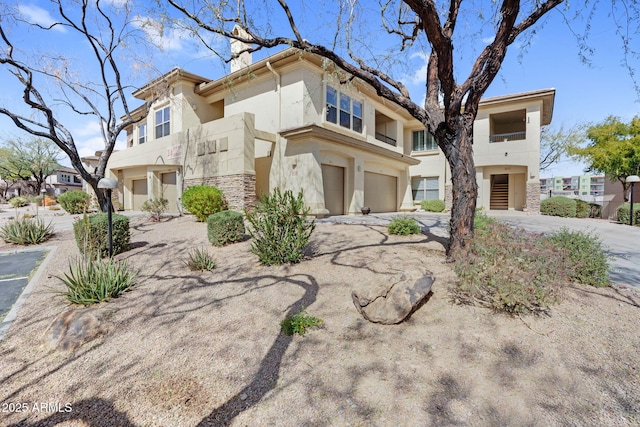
[161,172,178,213]
[321,164,345,215]
[364,172,397,213]
[132,179,148,211]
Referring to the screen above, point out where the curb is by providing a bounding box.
[0,246,57,341]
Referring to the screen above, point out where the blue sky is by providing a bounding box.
[1,1,638,178]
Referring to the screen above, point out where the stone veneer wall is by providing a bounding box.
[184,173,256,211]
[525,182,541,213]
[444,184,453,211]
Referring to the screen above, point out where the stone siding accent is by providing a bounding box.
[444,184,453,210]
[526,182,541,213]
[184,174,256,211]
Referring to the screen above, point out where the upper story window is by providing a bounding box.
[412,130,437,152]
[326,85,363,133]
[61,173,71,183]
[138,123,147,145]
[155,106,170,139]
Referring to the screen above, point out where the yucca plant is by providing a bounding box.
[58,257,138,305]
[184,247,216,271]
[0,217,54,245]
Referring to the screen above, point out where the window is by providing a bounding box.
[412,177,439,201]
[412,130,437,151]
[61,173,71,183]
[155,106,170,139]
[138,123,147,145]
[325,85,363,133]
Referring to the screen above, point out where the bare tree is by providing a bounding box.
[0,0,163,211]
[540,124,586,172]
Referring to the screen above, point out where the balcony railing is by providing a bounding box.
[375,132,396,146]
[489,131,526,143]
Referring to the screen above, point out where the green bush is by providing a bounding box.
[184,247,216,271]
[58,190,91,214]
[388,216,421,235]
[207,210,245,246]
[540,196,577,218]
[617,203,640,225]
[57,257,137,305]
[245,189,315,265]
[9,196,28,208]
[420,199,445,212]
[0,217,54,245]
[181,185,227,222]
[141,197,168,222]
[547,228,610,287]
[575,199,590,218]
[280,308,323,336]
[73,213,130,258]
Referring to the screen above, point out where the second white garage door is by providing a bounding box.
[364,172,397,213]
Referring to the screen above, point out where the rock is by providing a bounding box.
[352,271,434,324]
[45,309,109,351]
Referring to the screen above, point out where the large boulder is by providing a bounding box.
[352,270,434,324]
[45,309,109,351]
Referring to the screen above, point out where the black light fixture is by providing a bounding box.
[98,177,118,257]
[625,175,640,226]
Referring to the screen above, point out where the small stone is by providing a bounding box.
[240,393,247,401]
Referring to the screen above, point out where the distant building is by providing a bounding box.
[540,174,605,199]
[44,166,83,196]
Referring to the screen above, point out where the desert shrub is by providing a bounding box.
[421,199,445,212]
[9,196,28,208]
[181,185,227,222]
[141,197,168,222]
[547,228,610,287]
[588,203,602,218]
[540,196,576,218]
[280,308,323,336]
[245,189,315,266]
[473,212,498,234]
[184,247,216,271]
[58,190,91,214]
[48,205,61,211]
[73,213,130,258]
[0,217,54,245]
[57,257,137,305]
[207,210,245,246]
[617,203,640,225]
[575,199,590,218]
[452,220,566,315]
[388,216,421,235]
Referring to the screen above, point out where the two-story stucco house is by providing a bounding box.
[106,45,554,216]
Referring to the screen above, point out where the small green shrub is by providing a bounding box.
[184,247,216,271]
[141,197,168,222]
[73,213,130,258]
[387,216,421,235]
[181,185,227,222]
[540,196,577,218]
[9,196,28,208]
[473,212,498,234]
[0,217,54,245]
[58,190,91,214]
[547,228,610,287]
[280,308,323,336]
[207,210,245,246]
[575,199,590,218]
[245,189,315,266]
[57,257,137,305]
[421,199,445,212]
[617,203,640,225]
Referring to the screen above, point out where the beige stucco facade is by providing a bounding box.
[108,47,553,215]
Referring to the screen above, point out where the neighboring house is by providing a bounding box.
[601,177,640,220]
[44,166,83,196]
[540,174,605,198]
[106,42,553,215]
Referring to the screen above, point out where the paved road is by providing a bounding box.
[317,211,640,289]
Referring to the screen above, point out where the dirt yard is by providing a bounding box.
[0,214,638,426]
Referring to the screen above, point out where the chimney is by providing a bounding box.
[230,25,252,73]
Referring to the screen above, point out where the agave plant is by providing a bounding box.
[0,217,54,245]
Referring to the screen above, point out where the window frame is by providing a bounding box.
[325,84,364,134]
[412,130,438,152]
[412,177,439,202]
[155,106,170,139]
[138,123,147,145]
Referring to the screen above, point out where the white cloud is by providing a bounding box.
[73,121,102,138]
[482,36,495,44]
[17,4,66,32]
[133,16,189,52]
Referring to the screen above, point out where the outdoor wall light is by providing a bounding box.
[626,175,640,226]
[98,177,119,257]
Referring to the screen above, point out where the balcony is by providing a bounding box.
[375,132,397,146]
[489,109,526,143]
[489,131,526,143]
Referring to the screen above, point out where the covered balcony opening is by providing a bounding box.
[375,111,397,146]
[490,109,526,143]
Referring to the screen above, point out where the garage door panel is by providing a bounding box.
[364,172,397,213]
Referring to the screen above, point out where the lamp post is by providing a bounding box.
[97,178,118,257]
[626,175,640,226]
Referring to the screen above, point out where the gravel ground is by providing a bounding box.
[0,214,639,426]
